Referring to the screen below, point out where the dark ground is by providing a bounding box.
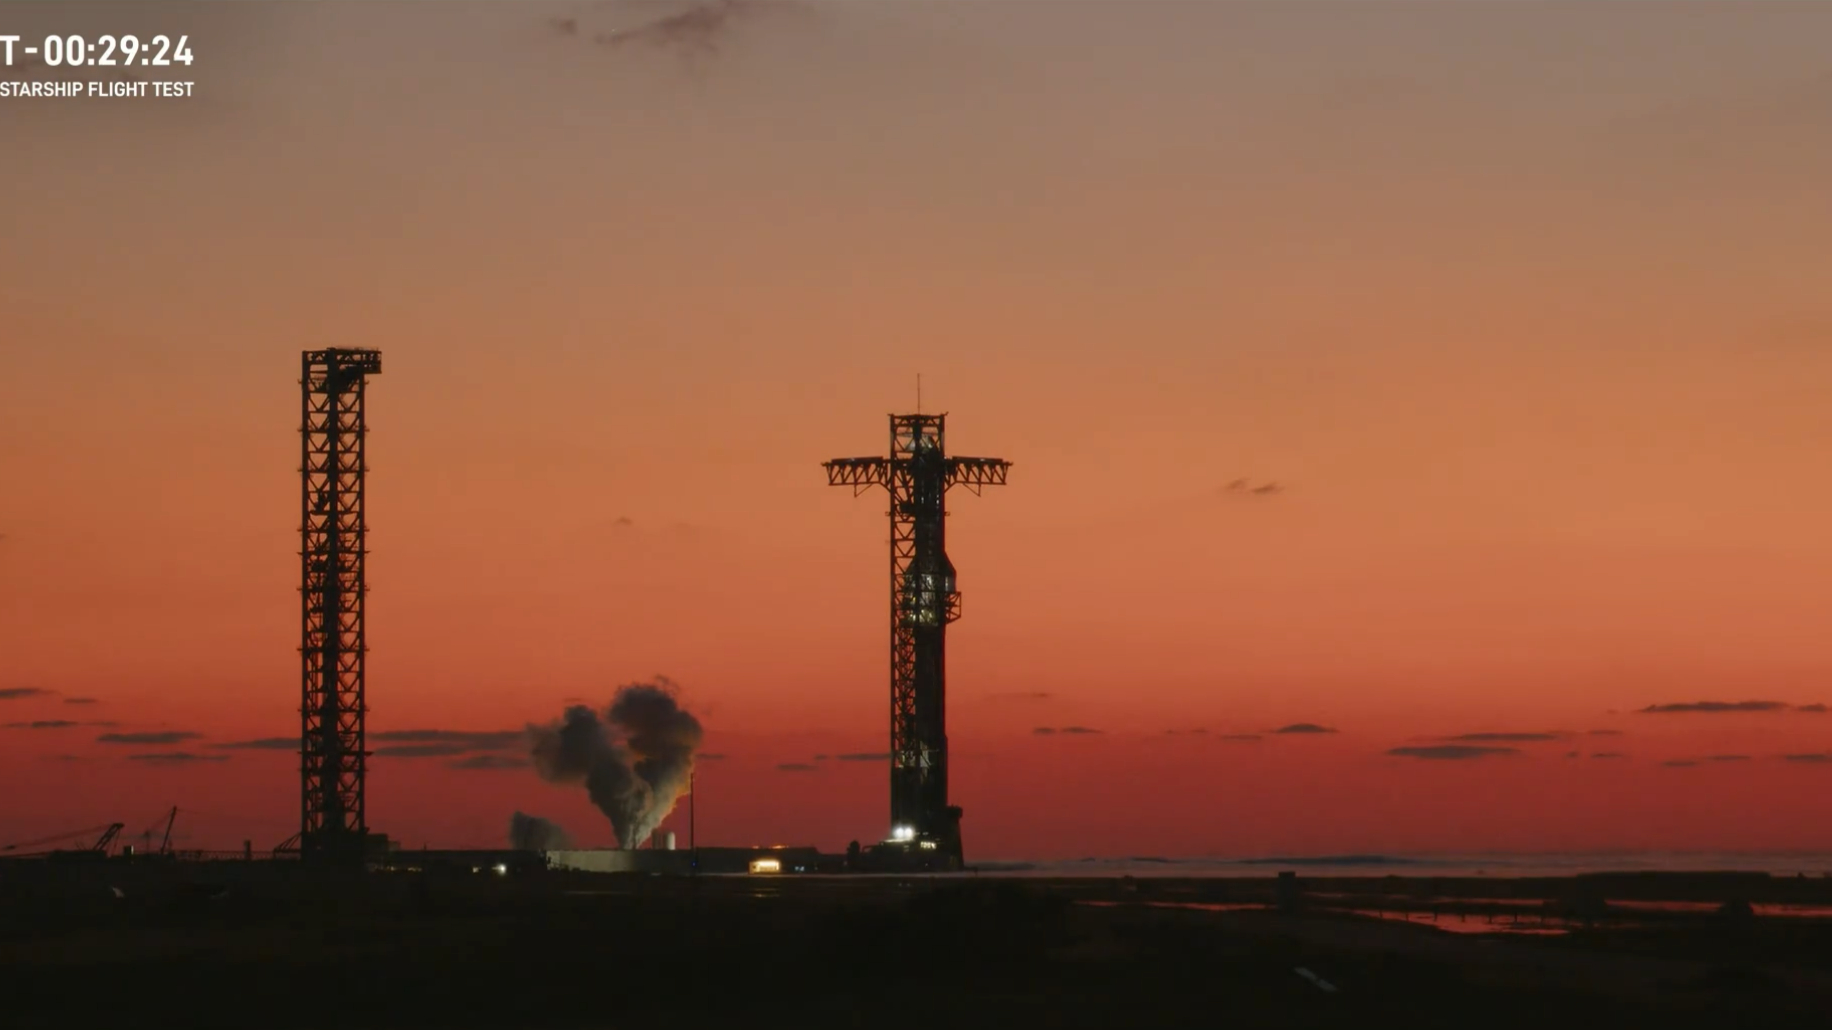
[3,865,1832,1028]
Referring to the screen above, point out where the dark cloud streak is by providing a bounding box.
[97,731,201,745]
[212,737,296,751]
[372,729,522,750]
[451,754,529,771]
[375,743,473,759]
[1639,701,1788,713]
[1388,745,1518,760]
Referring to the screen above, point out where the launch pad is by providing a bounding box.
[825,413,1011,870]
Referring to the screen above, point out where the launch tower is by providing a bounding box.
[824,413,1010,869]
[299,348,382,861]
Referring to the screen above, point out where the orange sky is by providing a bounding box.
[4,1,1832,857]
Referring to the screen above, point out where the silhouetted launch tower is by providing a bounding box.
[825,413,1010,868]
[299,349,382,861]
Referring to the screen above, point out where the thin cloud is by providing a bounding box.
[1800,704,1828,713]
[1638,701,1787,714]
[5,719,77,729]
[1664,759,1700,767]
[1591,752,1630,760]
[1034,726,1101,736]
[62,697,99,706]
[0,688,50,700]
[989,691,1052,700]
[1274,723,1336,735]
[1388,745,1518,760]
[696,752,726,760]
[1708,754,1751,762]
[128,752,228,763]
[1218,733,1263,741]
[97,731,201,745]
[1783,753,1832,763]
[1587,729,1624,736]
[1165,729,1209,736]
[212,737,296,751]
[1444,732,1561,742]
[370,729,522,751]
[776,762,818,772]
[835,752,890,761]
[450,754,529,771]
[589,0,787,55]
[374,743,472,759]
[1224,478,1285,497]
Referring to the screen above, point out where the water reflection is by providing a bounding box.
[1077,897,1832,937]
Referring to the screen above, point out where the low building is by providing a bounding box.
[546,846,835,875]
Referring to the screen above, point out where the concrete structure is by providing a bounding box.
[546,846,832,875]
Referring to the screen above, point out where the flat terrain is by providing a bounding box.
[2,865,1831,1028]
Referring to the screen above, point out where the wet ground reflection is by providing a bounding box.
[1079,897,1832,937]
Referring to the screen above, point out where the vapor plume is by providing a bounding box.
[509,811,573,851]
[527,679,703,849]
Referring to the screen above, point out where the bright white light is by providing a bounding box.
[750,857,782,874]
[891,824,915,842]
[492,863,508,875]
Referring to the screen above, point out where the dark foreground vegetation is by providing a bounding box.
[3,864,1832,1028]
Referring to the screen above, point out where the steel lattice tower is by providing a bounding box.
[825,413,1009,868]
[299,348,382,861]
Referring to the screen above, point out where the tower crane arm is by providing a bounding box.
[945,458,1012,492]
[1,824,112,853]
[92,823,125,854]
[823,457,892,492]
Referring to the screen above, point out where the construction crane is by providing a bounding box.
[0,822,124,860]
